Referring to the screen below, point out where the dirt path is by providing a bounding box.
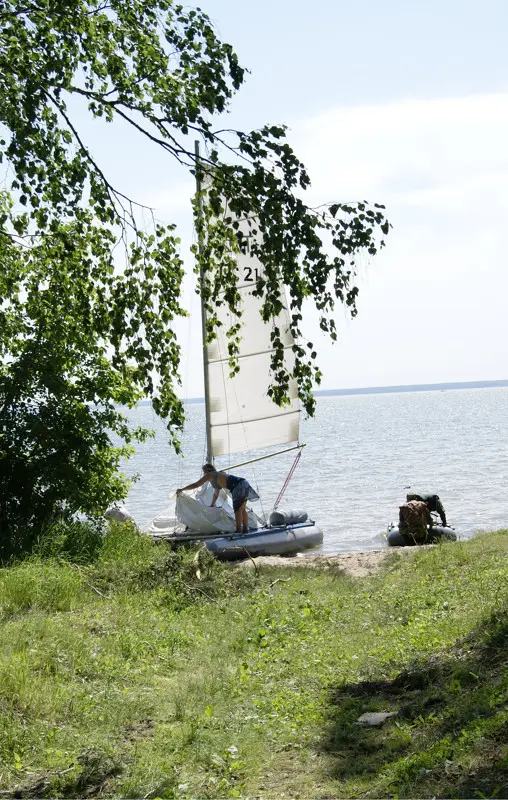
[233,546,428,578]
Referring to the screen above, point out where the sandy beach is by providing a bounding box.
[233,544,428,578]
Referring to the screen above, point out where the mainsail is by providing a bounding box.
[143,152,322,552]
[203,217,300,459]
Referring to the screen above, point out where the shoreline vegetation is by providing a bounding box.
[0,525,506,799]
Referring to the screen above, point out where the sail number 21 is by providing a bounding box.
[244,267,260,282]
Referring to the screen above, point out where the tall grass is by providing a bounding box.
[0,560,87,620]
[0,526,506,798]
[35,518,106,563]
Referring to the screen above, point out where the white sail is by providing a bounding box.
[204,218,300,458]
[142,151,322,557]
[145,485,259,536]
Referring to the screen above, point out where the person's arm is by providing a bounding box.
[210,488,220,507]
[436,497,447,526]
[424,505,433,527]
[177,475,208,494]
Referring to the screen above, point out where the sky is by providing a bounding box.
[70,0,508,395]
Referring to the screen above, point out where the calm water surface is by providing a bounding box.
[123,388,508,554]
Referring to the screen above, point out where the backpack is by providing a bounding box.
[399,500,431,543]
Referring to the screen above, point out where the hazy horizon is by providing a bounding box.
[151,378,508,405]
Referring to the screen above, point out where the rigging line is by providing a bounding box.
[273,449,302,510]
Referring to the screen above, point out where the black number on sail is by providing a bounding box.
[244,267,259,282]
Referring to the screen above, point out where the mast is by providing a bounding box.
[194,139,213,463]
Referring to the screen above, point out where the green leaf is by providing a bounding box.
[0,0,389,559]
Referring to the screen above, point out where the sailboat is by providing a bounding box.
[144,144,323,559]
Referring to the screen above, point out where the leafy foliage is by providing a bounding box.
[35,518,107,563]
[0,0,390,553]
[195,164,390,412]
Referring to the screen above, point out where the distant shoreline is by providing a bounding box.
[313,379,508,398]
[136,379,508,406]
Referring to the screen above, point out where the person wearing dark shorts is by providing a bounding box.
[176,464,259,533]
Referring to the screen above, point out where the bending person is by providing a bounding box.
[176,464,259,534]
[406,491,447,526]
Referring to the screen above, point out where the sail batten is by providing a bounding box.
[208,343,294,365]
[210,409,299,428]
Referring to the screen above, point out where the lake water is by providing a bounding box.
[122,387,508,554]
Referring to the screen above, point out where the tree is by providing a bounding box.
[0,0,390,555]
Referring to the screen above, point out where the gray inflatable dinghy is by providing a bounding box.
[387,523,457,547]
[205,516,323,560]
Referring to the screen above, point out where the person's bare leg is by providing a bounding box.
[241,503,249,533]
[234,507,243,533]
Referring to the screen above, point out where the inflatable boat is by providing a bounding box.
[153,519,323,560]
[387,523,457,547]
[144,489,323,560]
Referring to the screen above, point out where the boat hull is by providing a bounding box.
[205,521,323,560]
[387,524,457,547]
[149,521,323,560]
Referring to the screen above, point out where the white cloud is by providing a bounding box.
[150,94,508,396]
[294,94,508,200]
[286,93,508,389]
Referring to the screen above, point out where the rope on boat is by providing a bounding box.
[273,449,302,509]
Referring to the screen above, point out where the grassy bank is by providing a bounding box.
[0,527,506,799]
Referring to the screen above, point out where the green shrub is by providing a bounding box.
[92,522,254,601]
[36,518,106,564]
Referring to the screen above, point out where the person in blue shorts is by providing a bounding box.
[177,464,259,533]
